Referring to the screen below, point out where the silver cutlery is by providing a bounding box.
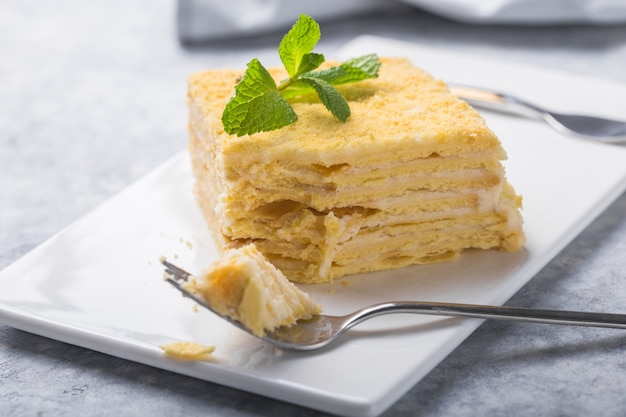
[449,85,626,144]
[163,260,626,351]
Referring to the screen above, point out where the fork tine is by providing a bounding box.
[161,260,206,304]
[161,260,268,340]
[161,258,192,281]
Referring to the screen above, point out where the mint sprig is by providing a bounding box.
[280,54,381,100]
[221,14,380,136]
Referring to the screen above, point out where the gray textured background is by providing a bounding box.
[1,1,625,416]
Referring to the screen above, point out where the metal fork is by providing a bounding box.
[163,260,626,351]
[449,85,626,144]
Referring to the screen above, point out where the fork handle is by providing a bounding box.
[351,301,626,329]
[449,85,546,119]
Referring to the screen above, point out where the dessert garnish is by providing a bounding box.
[221,14,380,136]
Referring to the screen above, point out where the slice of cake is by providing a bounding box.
[187,57,524,284]
[160,341,215,361]
[183,244,321,337]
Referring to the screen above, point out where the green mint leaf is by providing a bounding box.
[279,14,322,78]
[295,52,325,77]
[221,15,381,135]
[299,76,350,122]
[306,53,381,85]
[222,58,297,136]
[340,54,381,80]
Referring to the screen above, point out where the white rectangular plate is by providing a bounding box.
[2,36,626,417]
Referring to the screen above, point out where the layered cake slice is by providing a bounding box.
[187,57,524,284]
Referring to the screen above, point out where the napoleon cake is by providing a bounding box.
[183,244,321,337]
[187,57,524,284]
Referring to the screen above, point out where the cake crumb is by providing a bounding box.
[177,237,194,249]
[160,341,215,361]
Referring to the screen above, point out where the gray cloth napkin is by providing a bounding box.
[177,0,626,42]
